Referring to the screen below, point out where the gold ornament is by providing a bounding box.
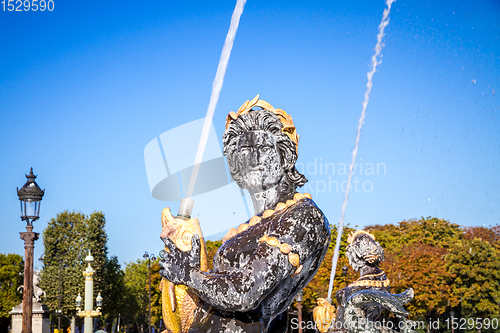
[293,193,305,201]
[258,235,301,276]
[291,264,303,277]
[275,202,287,211]
[266,236,280,247]
[249,216,261,226]
[347,230,376,245]
[237,223,250,233]
[222,228,238,243]
[262,210,275,218]
[348,277,390,288]
[313,298,336,333]
[279,243,292,254]
[288,253,300,267]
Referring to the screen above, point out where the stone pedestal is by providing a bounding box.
[10,302,50,333]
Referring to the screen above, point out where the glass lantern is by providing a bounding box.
[17,168,44,223]
[96,293,103,307]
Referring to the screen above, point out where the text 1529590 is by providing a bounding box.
[1,0,54,11]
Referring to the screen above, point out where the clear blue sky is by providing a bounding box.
[1,0,498,266]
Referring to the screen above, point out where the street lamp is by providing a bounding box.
[143,252,156,333]
[17,168,44,333]
[296,290,304,333]
[76,252,102,333]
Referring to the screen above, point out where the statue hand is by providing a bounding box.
[159,234,201,285]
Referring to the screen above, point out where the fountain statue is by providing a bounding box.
[313,230,418,333]
[158,96,331,333]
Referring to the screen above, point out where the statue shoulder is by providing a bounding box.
[272,198,330,245]
[291,198,329,230]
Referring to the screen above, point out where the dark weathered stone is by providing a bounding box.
[159,105,331,332]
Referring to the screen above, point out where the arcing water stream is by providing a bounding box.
[327,0,397,302]
[186,0,247,200]
[181,0,396,300]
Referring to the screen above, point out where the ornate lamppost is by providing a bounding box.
[143,252,156,333]
[76,252,102,333]
[296,290,304,333]
[17,168,45,333]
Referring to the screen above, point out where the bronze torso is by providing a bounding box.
[189,197,330,332]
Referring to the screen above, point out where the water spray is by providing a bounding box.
[175,0,246,217]
[326,0,396,303]
[185,0,246,200]
[177,198,194,219]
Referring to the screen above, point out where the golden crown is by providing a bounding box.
[225,95,299,152]
[347,230,376,245]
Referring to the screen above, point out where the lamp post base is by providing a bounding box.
[20,225,39,333]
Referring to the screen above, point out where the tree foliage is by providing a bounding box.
[39,211,86,315]
[39,210,124,331]
[367,217,462,250]
[122,259,161,333]
[447,238,500,319]
[382,243,459,320]
[0,253,24,333]
[37,212,500,333]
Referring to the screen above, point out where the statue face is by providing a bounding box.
[237,130,283,192]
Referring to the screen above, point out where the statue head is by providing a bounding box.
[222,96,307,193]
[345,230,384,271]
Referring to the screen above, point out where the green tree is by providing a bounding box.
[103,256,126,321]
[368,217,462,250]
[381,243,459,325]
[122,259,162,333]
[446,238,500,324]
[0,253,24,333]
[368,217,465,331]
[39,211,86,317]
[463,226,499,248]
[39,211,125,330]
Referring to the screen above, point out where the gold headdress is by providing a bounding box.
[225,95,299,152]
[347,230,376,245]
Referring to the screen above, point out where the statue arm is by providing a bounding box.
[187,243,293,312]
[159,200,329,312]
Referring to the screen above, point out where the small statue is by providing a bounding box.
[325,230,417,333]
[158,96,331,333]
